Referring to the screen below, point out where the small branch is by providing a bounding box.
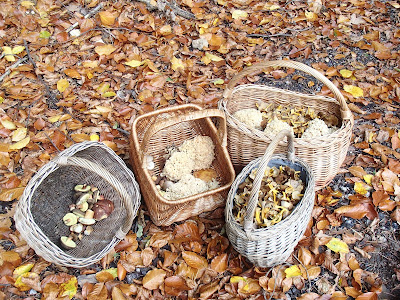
[24,40,59,109]
[137,0,195,20]
[66,3,104,32]
[44,132,61,152]
[0,56,28,83]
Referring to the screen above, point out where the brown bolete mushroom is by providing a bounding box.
[92,199,114,221]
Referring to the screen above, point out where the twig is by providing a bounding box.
[137,0,195,20]
[65,3,104,32]
[44,132,61,152]
[24,40,59,109]
[0,56,28,83]
[247,27,313,39]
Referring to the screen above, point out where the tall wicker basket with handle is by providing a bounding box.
[219,60,353,190]
[129,104,236,226]
[14,142,141,267]
[225,130,315,267]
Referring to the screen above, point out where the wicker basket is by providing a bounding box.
[218,60,354,190]
[129,104,235,226]
[225,130,315,267]
[14,142,140,267]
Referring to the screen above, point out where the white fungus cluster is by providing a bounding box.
[233,108,263,129]
[264,118,294,137]
[160,135,219,200]
[302,118,333,138]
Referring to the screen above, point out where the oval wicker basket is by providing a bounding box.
[225,130,315,268]
[14,142,141,267]
[218,60,354,190]
[129,104,235,226]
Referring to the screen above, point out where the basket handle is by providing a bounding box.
[243,130,295,238]
[223,60,353,121]
[139,108,227,165]
[55,156,134,239]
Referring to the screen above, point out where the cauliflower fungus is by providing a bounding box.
[162,151,194,181]
[233,108,263,129]
[179,135,215,170]
[264,118,293,137]
[302,118,332,138]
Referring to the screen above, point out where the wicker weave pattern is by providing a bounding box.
[14,142,140,267]
[225,130,315,267]
[129,104,236,226]
[219,60,354,190]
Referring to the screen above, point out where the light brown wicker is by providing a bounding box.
[218,60,354,190]
[225,130,315,268]
[129,104,235,226]
[14,141,140,267]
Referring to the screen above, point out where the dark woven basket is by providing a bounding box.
[14,142,140,267]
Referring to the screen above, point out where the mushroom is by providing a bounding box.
[78,217,96,225]
[63,213,78,226]
[84,226,93,236]
[92,199,114,221]
[74,184,91,192]
[60,236,77,250]
[76,201,89,212]
[84,209,94,219]
[70,223,84,233]
[76,193,91,206]
[72,209,85,218]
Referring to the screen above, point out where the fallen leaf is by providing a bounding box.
[64,69,81,79]
[124,60,144,68]
[344,85,364,97]
[11,128,27,142]
[182,251,208,269]
[164,276,190,296]
[355,292,378,300]
[171,56,184,71]
[142,269,166,290]
[59,276,77,299]
[0,187,25,202]
[57,78,70,92]
[232,10,248,19]
[99,11,117,26]
[1,119,16,130]
[340,69,353,78]
[348,166,367,178]
[354,181,371,195]
[326,238,349,253]
[210,253,228,273]
[9,136,30,150]
[305,11,318,21]
[95,44,117,56]
[285,265,302,278]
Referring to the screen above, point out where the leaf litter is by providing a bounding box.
[0,0,400,299]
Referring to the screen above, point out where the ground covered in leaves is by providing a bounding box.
[0,0,400,299]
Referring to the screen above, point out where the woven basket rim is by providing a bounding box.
[131,104,236,206]
[14,141,140,267]
[225,153,315,237]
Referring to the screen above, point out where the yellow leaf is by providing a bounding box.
[96,106,113,113]
[213,78,224,85]
[344,85,364,97]
[97,82,110,95]
[103,91,116,97]
[326,238,349,253]
[230,276,245,283]
[0,187,25,202]
[2,46,15,62]
[232,10,248,20]
[57,79,69,92]
[205,52,224,62]
[59,276,77,299]
[90,134,99,141]
[269,4,280,10]
[284,265,302,278]
[1,119,16,130]
[99,11,116,26]
[354,181,371,195]
[13,263,34,278]
[48,115,61,123]
[340,69,353,78]
[125,60,144,68]
[83,61,99,68]
[20,1,34,8]
[95,44,117,56]
[363,174,374,185]
[104,268,118,279]
[12,128,27,142]
[171,56,184,71]
[12,46,25,54]
[9,136,30,150]
[305,11,318,21]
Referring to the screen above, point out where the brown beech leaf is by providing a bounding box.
[99,11,117,26]
[164,276,190,296]
[392,134,400,150]
[1,251,22,267]
[391,207,400,224]
[207,235,229,259]
[64,68,81,79]
[348,166,367,179]
[141,248,154,266]
[355,292,378,300]
[199,281,219,299]
[334,204,368,219]
[372,190,389,206]
[298,247,312,266]
[345,287,362,298]
[87,282,108,300]
[210,253,228,273]
[175,262,198,280]
[149,231,172,248]
[111,286,128,300]
[388,158,400,174]
[182,251,208,270]
[142,269,166,290]
[115,233,138,252]
[163,250,178,268]
[297,293,320,300]
[173,221,201,243]
[95,270,114,282]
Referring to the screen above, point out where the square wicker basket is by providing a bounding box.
[14,142,141,267]
[225,130,315,267]
[219,60,354,190]
[129,104,235,226]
